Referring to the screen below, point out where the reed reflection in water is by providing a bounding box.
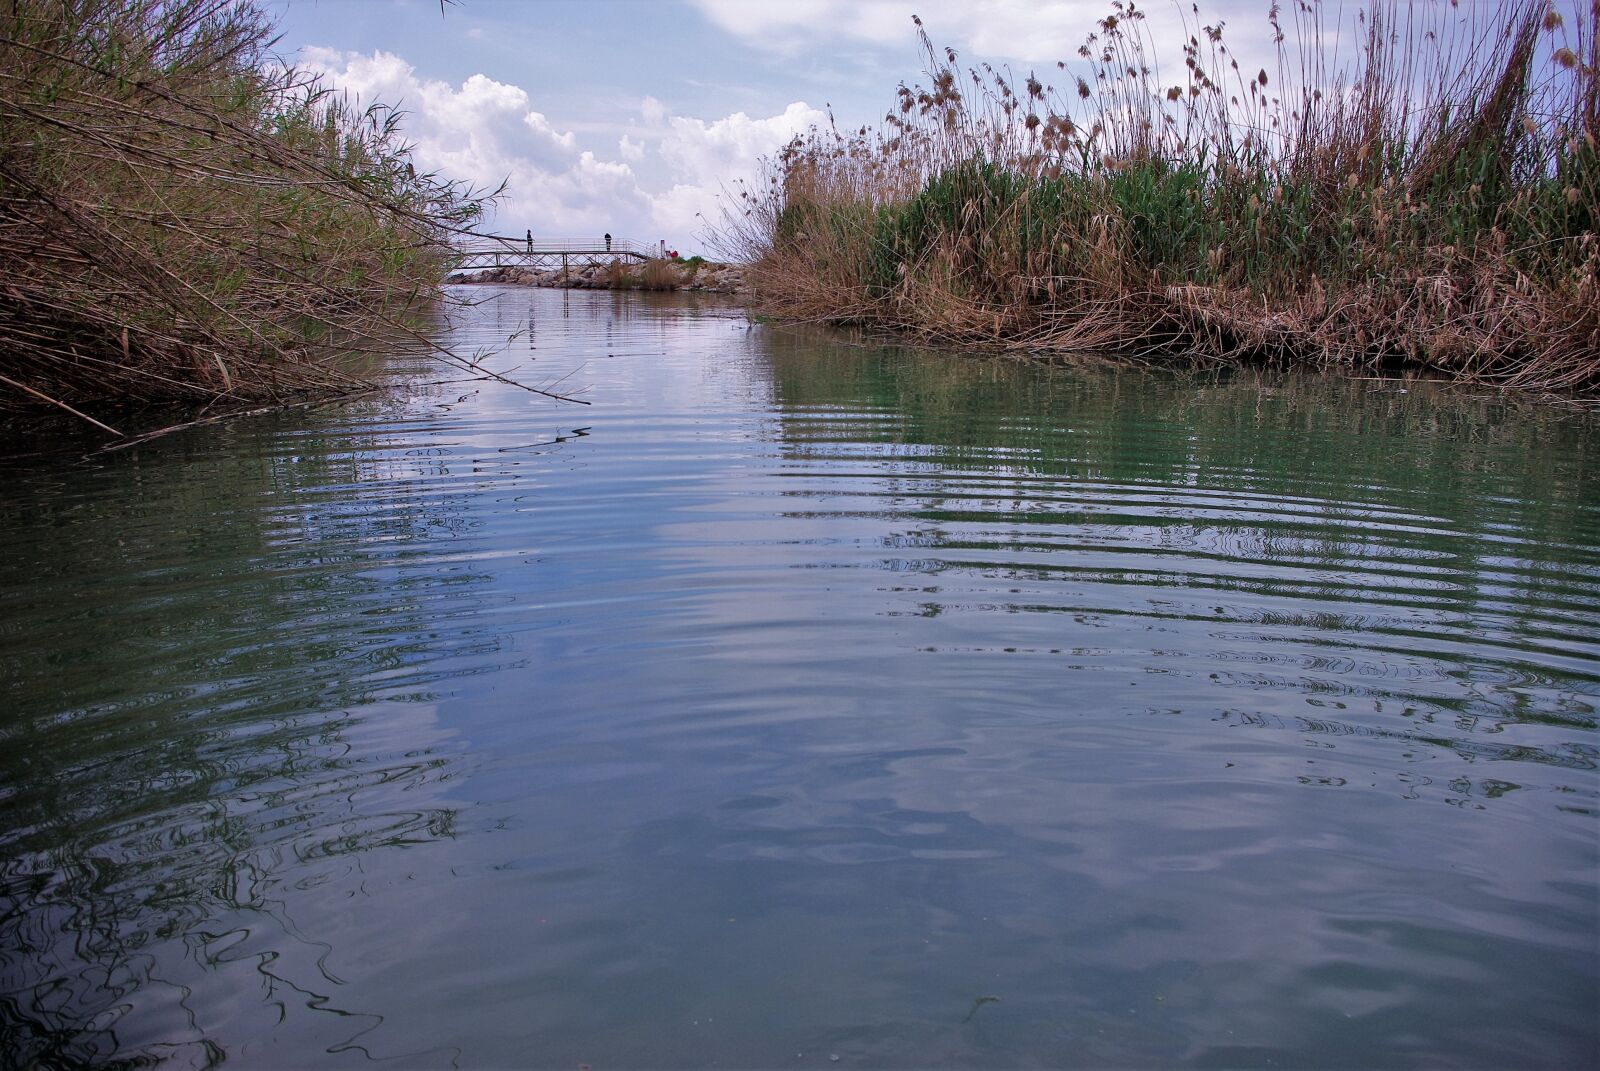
[1,287,1596,1068]
[1,412,493,1066]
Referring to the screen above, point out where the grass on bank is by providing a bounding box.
[0,0,514,431]
[718,0,1599,393]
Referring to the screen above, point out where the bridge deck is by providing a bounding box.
[449,236,656,273]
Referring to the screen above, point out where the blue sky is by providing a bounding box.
[271,0,1508,252]
[269,1,922,129]
[265,0,1290,252]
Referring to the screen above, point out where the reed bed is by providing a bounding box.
[0,0,500,431]
[636,256,684,290]
[720,1,1599,393]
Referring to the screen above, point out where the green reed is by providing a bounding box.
[721,1,1599,392]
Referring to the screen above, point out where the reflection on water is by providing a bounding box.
[0,414,487,1066]
[761,335,1600,770]
[1,288,1596,1068]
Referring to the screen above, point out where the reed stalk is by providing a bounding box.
[0,0,500,426]
[718,0,1599,393]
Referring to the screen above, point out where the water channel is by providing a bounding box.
[3,287,1597,1068]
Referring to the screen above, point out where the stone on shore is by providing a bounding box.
[448,260,748,295]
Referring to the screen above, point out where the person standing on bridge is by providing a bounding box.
[526,229,532,252]
[604,233,612,252]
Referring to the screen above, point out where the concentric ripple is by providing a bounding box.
[2,288,1596,1068]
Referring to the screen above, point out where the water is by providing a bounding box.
[2,287,1597,1068]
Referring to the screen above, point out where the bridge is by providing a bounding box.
[449,236,658,275]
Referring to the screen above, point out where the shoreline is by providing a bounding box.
[448,260,750,295]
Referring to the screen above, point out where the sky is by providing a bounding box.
[264,0,1292,252]
[261,0,1299,252]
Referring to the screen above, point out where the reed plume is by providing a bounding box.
[718,0,1599,393]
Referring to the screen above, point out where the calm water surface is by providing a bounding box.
[2,287,1597,1068]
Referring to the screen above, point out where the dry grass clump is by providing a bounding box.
[719,0,1599,392]
[0,0,498,430]
[637,257,683,290]
[594,258,685,290]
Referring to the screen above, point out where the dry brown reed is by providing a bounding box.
[592,257,686,290]
[0,0,521,431]
[637,257,683,290]
[718,0,1599,393]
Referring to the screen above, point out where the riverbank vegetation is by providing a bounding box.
[0,0,492,430]
[722,1,1599,393]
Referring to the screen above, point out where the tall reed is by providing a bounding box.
[719,1,1599,392]
[0,0,497,428]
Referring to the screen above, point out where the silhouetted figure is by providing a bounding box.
[604,233,612,251]
[526,229,532,251]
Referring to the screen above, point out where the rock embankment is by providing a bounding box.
[449,260,749,295]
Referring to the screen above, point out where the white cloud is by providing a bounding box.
[296,48,825,252]
[693,0,913,48]
[691,0,1275,74]
[640,95,669,124]
[648,183,721,242]
[299,49,579,181]
[658,102,827,186]
[646,101,826,237]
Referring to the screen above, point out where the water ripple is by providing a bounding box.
[1,289,1596,1067]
